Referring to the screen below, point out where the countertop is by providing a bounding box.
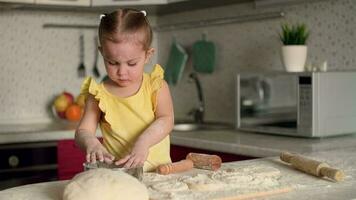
[1,122,356,158]
[0,122,99,145]
[0,122,355,199]
[170,130,356,157]
[0,148,355,199]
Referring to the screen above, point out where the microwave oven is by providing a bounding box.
[236,71,356,137]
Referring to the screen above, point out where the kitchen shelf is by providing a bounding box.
[42,11,285,31]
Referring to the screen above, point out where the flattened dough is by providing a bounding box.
[63,168,148,200]
[180,174,225,191]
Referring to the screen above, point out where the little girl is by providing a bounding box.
[75,8,174,172]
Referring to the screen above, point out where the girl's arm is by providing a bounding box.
[75,94,114,163]
[116,80,174,168]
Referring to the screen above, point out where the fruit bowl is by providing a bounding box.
[52,105,83,123]
[51,105,69,123]
[52,91,84,123]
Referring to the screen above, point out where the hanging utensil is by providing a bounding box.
[92,36,100,78]
[77,33,86,77]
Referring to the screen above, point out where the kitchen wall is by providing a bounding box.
[0,0,355,124]
[157,0,356,123]
[0,9,157,124]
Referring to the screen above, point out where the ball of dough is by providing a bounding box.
[63,168,148,200]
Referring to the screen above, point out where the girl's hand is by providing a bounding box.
[115,141,149,168]
[85,138,115,164]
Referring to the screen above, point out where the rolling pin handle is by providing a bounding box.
[157,159,194,175]
[320,166,345,182]
[280,151,293,163]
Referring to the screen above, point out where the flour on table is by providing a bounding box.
[211,165,281,188]
[143,164,284,200]
[180,174,225,191]
[150,180,189,192]
[143,172,177,184]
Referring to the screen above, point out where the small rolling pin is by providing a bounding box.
[186,153,222,171]
[280,151,345,182]
[157,159,194,175]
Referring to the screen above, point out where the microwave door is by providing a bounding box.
[239,107,299,136]
[237,72,300,137]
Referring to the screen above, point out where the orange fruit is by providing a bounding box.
[65,104,82,122]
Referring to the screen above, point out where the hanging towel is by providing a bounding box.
[164,41,188,85]
[192,35,216,73]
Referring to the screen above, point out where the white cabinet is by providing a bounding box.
[0,0,34,3]
[91,0,176,6]
[35,0,90,6]
[1,0,188,7]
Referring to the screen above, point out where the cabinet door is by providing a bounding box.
[0,142,57,190]
[35,0,90,6]
[57,138,103,180]
[0,0,34,3]
[57,139,86,180]
[91,0,167,6]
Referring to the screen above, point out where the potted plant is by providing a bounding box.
[279,23,309,72]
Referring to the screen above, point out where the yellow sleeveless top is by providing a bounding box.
[80,64,171,172]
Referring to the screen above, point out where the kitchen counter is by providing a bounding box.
[0,123,355,199]
[1,122,356,158]
[0,146,355,199]
[0,122,100,144]
[170,130,356,157]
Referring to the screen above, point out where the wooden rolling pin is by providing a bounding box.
[157,159,194,175]
[280,151,345,182]
[186,153,222,171]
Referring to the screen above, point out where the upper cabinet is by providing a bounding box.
[1,0,188,7]
[91,0,171,6]
[0,0,34,3]
[35,0,90,6]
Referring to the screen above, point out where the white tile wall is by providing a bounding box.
[0,9,157,123]
[0,0,355,124]
[157,0,356,123]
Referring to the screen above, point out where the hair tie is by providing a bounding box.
[99,14,106,20]
[140,10,147,17]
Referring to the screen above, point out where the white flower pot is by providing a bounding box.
[281,45,307,72]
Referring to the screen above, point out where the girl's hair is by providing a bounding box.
[98,8,152,50]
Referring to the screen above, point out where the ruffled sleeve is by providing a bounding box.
[80,77,107,114]
[80,77,94,97]
[150,64,164,112]
[150,64,164,91]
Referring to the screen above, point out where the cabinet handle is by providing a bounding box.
[8,155,20,168]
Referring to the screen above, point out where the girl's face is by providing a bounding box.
[99,38,153,87]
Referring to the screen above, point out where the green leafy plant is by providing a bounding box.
[279,23,309,45]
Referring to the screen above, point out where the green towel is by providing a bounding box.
[192,37,215,73]
[164,41,188,85]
